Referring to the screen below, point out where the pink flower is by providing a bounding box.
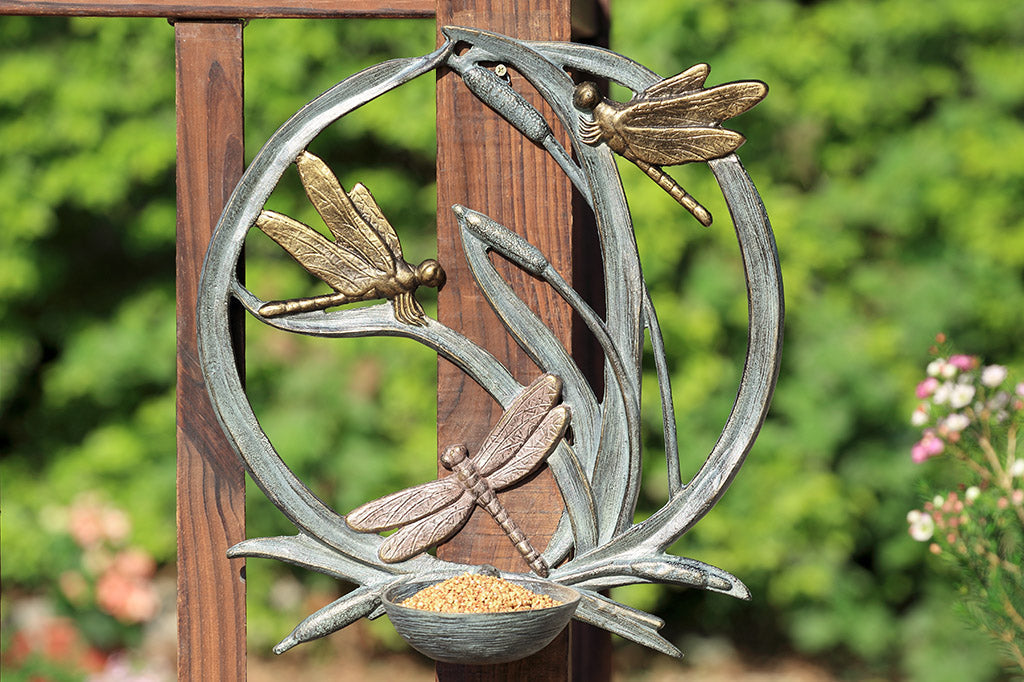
[95,548,160,623]
[66,496,130,548]
[96,570,159,623]
[949,354,976,371]
[922,431,944,455]
[916,377,940,398]
[911,443,928,463]
[111,548,156,579]
[911,431,944,462]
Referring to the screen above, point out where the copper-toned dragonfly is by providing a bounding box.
[346,374,571,577]
[573,64,767,226]
[255,151,446,326]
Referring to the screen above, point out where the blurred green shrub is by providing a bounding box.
[617,1,1024,679]
[2,2,1023,680]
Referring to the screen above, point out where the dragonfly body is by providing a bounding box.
[257,228,443,323]
[573,64,767,226]
[346,374,570,576]
[256,151,445,325]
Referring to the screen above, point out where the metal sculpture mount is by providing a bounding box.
[197,25,783,663]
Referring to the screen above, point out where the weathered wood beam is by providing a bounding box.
[434,1,610,680]
[1,0,433,19]
[174,21,246,682]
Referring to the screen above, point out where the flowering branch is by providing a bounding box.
[906,336,1024,675]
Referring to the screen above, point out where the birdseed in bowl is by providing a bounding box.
[399,573,563,613]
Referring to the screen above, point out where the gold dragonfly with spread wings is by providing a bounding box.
[255,151,446,326]
[346,374,571,577]
[573,64,767,226]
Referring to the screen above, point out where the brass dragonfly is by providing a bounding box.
[255,151,446,326]
[345,374,571,577]
[573,64,767,226]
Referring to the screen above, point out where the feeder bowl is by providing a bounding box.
[381,575,581,664]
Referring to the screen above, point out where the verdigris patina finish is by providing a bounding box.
[197,26,783,662]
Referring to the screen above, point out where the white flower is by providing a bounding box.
[981,365,1008,387]
[1011,459,1024,478]
[965,486,981,502]
[940,362,958,379]
[908,511,935,542]
[911,405,929,426]
[943,413,970,432]
[933,495,945,507]
[927,359,946,377]
[949,384,976,409]
[933,382,953,405]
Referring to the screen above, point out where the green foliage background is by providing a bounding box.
[2,1,1023,678]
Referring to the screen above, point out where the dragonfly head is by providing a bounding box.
[572,82,601,111]
[440,444,469,471]
[416,259,447,291]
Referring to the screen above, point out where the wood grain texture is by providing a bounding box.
[174,22,246,682]
[0,0,434,18]
[435,1,609,679]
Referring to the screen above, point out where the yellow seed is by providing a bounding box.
[400,574,561,613]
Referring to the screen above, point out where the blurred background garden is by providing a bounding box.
[2,0,1023,679]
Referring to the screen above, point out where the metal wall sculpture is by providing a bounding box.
[197,26,783,662]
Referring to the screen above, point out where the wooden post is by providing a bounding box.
[5,2,611,677]
[174,22,246,681]
[435,1,609,679]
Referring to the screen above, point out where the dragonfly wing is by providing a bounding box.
[348,183,404,261]
[620,126,747,166]
[640,64,709,98]
[487,404,570,490]
[621,81,768,129]
[475,374,563,476]
[377,493,475,563]
[295,151,396,274]
[256,210,385,294]
[345,478,463,532]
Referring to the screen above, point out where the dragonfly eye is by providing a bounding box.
[440,445,468,469]
[572,82,600,111]
[417,259,447,290]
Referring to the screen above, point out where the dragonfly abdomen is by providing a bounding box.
[476,489,549,577]
[448,454,550,577]
[631,158,713,227]
[258,290,354,317]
